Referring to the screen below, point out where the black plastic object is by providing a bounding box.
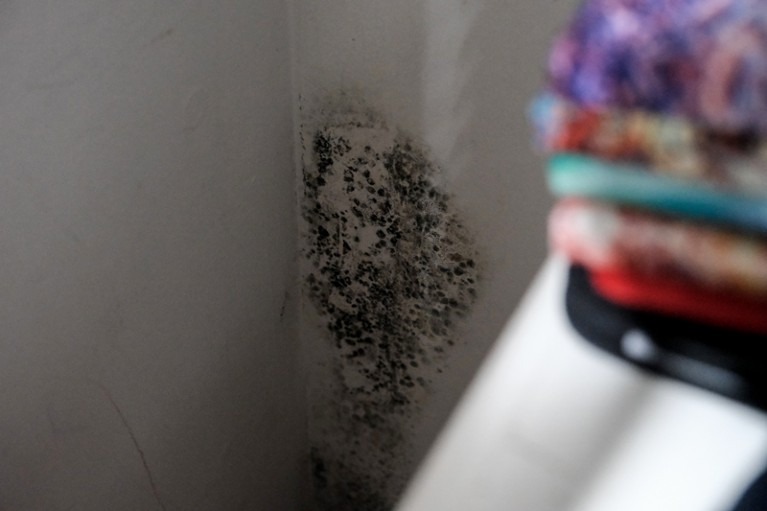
[731,465,767,511]
[565,264,767,411]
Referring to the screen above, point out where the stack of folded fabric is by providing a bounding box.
[530,0,767,338]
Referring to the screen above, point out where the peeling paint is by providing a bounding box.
[301,99,480,510]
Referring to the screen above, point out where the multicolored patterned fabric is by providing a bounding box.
[530,94,767,193]
[547,0,767,135]
[547,153,767,233]
[549,198,767,296]
[591,267,767,334]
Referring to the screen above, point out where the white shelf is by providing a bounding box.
[397,256,767,511]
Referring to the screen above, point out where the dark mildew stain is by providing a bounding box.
[302,101,480,511]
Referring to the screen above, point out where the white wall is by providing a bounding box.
[0,1,578,508]
[293,0,575,508]
[0,2,305,510]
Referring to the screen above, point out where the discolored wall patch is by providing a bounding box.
[301,101,480,510]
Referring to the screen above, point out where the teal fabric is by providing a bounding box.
[547,153,767,233]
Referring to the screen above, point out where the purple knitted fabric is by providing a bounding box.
[548,0,767,134]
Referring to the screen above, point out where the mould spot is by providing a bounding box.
[302,103,480,510]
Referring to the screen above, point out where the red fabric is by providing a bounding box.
[590,268,767,335]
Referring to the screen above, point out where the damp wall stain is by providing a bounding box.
[301,98,480,511]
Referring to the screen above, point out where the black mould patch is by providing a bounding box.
[302,108,480,511]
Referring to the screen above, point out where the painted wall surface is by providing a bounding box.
[0,1,578,509]
[292,1,576,508]
[0,2,305,510]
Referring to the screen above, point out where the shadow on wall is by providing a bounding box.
[0,1,307,510]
